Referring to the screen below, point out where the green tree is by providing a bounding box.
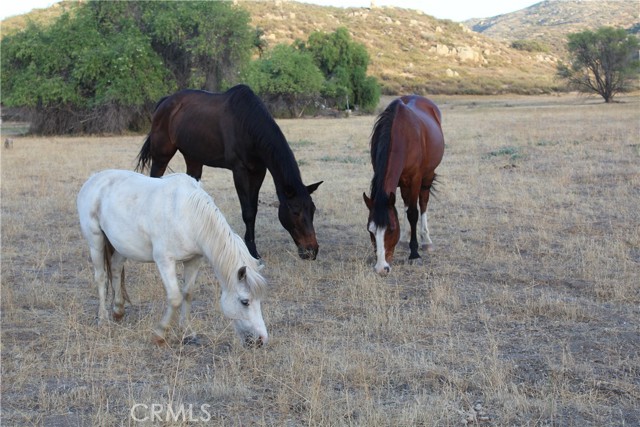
[304,27,380,112]
[1,9,171,134]
[1,0,256,134]
[557,27,639,103]
[510,39,549,53]
[243,44,324,117]
[138,1,253,90]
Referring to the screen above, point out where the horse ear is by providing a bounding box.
[306,181,323,194]
[363,192,373,209]
[388,192,396,206]
[237,266,247,281]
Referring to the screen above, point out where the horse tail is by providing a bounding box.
[103,234,114,301]
[103,235,130,305]
[135,134,152,173]
[425,173,441,201]
[136,95,170,173]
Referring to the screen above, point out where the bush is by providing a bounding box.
[304,27,380,113]
[511,39,550,53]
[242,44,324,117]
[0,1,255,134]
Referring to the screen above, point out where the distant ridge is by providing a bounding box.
[2,0,638,95]
[465,0,639,53]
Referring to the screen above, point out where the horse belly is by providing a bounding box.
[420,122,445,172]
[173,115,228,168]
[101,221,155,262]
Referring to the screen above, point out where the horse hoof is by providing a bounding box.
[182,335,202,346]
[426,243,435,253]
[112,311,125,321]
[152,332,168,346]
[375,268,390,276]
[408,256,423,266]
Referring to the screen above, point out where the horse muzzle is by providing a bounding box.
[244,334,267,348]
[298,244,318,260]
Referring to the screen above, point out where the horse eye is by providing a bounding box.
[240,299,250,307]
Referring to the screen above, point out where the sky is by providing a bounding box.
[0,0,540,22]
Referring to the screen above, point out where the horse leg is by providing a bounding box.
[406,204,420,260]
[184,157,204,181]
[150,159,172,178]
[400,186,420,260]
[109,252,127,321]
[399,200,415,244]
[89,246,110,325]
[149,135,177,178]
[233,167,267,259]
[153,257,182,345]
[180,257,203,339]
[419,177,435,251]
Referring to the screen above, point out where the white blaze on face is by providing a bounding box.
[369,221,390,275]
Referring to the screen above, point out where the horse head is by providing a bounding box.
[279,181,323,260]
[220,266,268,347]
[363,191,400,275]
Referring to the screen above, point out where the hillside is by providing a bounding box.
[2,0,638,95]
[466,0,639,55]
[242,1,559,95]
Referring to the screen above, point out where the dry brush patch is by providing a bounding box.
[2,95,639,426]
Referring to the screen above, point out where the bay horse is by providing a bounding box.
[136,84,322,260]
[363,95,445,275]
[77,169,268,346]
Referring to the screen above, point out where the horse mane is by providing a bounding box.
[186,186,266,298]
[369,99,401,227]
[225,85,306,197]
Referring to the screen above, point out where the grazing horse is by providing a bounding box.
[136,84,322,260]
[363,95,445,275]
[77,169,268,346]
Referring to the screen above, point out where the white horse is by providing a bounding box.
[77,169,268,346]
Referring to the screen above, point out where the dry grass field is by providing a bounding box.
[2,94,639,426]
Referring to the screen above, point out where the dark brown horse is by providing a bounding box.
[136,85,322,260]
[363,95,444,275]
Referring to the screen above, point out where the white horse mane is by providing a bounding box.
[185,187,267,298]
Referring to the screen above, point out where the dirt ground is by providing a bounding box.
[1,94,639,426]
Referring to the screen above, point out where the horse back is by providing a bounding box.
[151,90,230,167]
[78,170,202,261]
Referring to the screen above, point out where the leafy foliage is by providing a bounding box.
[1,1,254,134]
[138,1,253,90]
[243,27,380,116]
[557,27,639,102]
[510,39,550,53]
[304,27,380,112]
[243,44,324,117]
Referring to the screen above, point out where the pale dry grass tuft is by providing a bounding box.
[2,94,639,425]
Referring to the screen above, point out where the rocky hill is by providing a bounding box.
[2,0,638,95]
[242,1,558,95]
[466,0,639,55]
